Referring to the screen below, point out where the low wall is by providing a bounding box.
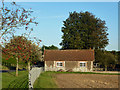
[29,67,44,89]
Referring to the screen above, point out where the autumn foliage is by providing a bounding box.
[3,36,41,62]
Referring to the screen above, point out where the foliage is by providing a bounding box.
[30,43,42,64]
[117,51,120,64]
[3,36,41,63]
[41,45,58,54]
[95,50,116,70]
[0,0,38,41]
[2,35,41,76]
[1,1,42,76]
[60,11,109,50]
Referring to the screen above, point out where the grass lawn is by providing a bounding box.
[54,71,120,75]
[33,72,58,88]
[2,71,28,88]
[33,71,120,88]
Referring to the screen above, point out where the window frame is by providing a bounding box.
[79,62,87,67]
[56,61,65,67]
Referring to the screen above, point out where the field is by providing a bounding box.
[2,71,28,88]
[56,74,118,88]
[34,72,119,88]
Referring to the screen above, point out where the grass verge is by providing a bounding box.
[48,71,120,75]
[2,70,28,88]
[33,72,58,88]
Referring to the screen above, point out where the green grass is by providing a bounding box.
[2,71,28,89]
[33,71,119,88]
[33,72,58,88]
[49,71,120,75]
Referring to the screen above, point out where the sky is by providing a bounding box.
[4,2,118,51]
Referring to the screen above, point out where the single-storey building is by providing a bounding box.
[44,50,94,72]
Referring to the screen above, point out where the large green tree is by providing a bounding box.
[60,11,109,50]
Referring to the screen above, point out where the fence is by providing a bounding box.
[29,67,44,89]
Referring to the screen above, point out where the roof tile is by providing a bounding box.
[44,50,94,61]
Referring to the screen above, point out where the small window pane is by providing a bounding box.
[80,62,86,67]
[57,62,63,67]
[80,63,82,67]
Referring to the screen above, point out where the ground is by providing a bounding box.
[55,73,119,88]
[2,71,28,88]
[33,72,119,88]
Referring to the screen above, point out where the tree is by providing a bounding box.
[0,0,38,43]
[60,11,109,50]
[30,43,42,64]
[95,50,116,71]
[1,1,41,75]
[3,35,41,76]
[41,45,58,54]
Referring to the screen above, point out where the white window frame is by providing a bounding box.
[79,62,86,67]
[56,62,64,67]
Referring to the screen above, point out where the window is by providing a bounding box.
[80,62,86,67]
[56,62,63,67]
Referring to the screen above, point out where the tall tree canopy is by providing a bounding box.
[60,11,109,50]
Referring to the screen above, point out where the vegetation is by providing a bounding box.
[95,50,119,71]
[41,45,59,54]
[1,1,41,76]
[53,71,120,75]
[33,71,119,88]
[3,35,41,76]
[33,72,58,88]
[60,11,109,50]
[2,71,28,88]
[1,0,38,37]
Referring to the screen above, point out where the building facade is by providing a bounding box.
[44,50,94,72]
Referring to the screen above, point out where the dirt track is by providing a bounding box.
[55,74,119,88]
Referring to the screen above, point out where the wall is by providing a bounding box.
[45,61,93,72]
[29,67,44,88]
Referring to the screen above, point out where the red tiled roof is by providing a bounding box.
[44,50,94,61]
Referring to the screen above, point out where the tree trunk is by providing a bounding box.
[105,65,107,71]
[28,61,30,72]
[16,57,18,76]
